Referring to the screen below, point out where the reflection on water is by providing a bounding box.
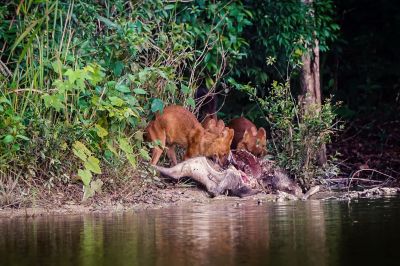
[1,198,400,266]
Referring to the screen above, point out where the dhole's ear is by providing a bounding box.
[225,128,234,146]
[216,119,225,132]
[228,128,234,139]
[205,118,216,129]
[242,129,251,142]
[250,126,257,137]
[257,127,266,140]
[222,127,234,138]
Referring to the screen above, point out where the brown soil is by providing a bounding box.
[0,185,280,218]
[327,119,400,184]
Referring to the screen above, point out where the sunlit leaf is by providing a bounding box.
[72,141,92,161]
[84,156,102,174]
[140,148,151,161]
[78,169,92,186]
[109,96,125,107]
[3,135,14,144]
[118,138,133,154]
[126,153,136,168]
[95,124,108,138]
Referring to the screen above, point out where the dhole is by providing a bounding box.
[146,105,234,166]
[228,117,267,157]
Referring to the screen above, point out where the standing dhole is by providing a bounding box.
[228,117,267,157]
[146,105,234,165]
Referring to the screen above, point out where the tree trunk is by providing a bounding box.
[300,0,327,165]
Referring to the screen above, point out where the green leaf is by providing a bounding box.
[164,4,175,10]
[116,84,130,93]
[96,15,121,30]
[113,61,124,76]
[109,96,125,107]
[181,84,190,95]
[124,95,138,107]
[78,169,92,186]
[106,140,119,156]
[186,98,195,109]
[166,82,176,94]
[42,94,64,112]
[151,98,164,113]
[118,138,133,154]
[0,97,11,105]
[3,135,14,144]
[138,70,148,82]
[126,153,137,168]
[16,135,29,141]
[84,156,102,174]
[140,148,151,161]
[64,68,80,84]
[72,141,92,161]
[95,124,108,138]
[133,88,147,95]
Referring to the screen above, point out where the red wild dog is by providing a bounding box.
[227,117,267,157]
[146,105,234,165]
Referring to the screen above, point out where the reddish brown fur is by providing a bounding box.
[146,105,234,165]
[202,117,225,135]
[228,117,267,157]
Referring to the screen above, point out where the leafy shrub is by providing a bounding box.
[234,77,340,189]
[0,0,251,200]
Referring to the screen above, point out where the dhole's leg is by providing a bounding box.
[147,122,166,165]
[151,147,163,165]
[166,144,178,166]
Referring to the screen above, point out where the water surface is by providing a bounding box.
[1,198,400,266]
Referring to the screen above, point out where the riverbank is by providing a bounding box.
[1,181,399,219]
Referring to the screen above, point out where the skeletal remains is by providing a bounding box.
[154,150,306,198]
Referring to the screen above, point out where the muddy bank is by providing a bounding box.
[1,185,399,219]
[0,184,279,219]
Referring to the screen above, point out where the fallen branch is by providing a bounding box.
[325,178,383,183]
[348,168,397,192]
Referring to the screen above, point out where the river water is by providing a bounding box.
[1,197,400,266]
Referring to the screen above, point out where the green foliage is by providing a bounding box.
[0,0,339,199]
[73,141,103,200]
[0,0,250,197]
[238,79,339,189]
[236,0,339,86]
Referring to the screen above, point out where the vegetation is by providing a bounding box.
[1,0,342,204]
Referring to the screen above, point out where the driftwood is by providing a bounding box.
[154,150,305,198]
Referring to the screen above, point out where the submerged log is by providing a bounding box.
[154,157,259,197]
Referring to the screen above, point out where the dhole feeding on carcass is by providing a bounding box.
[146,105,234,166]
[227,117,267,157]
